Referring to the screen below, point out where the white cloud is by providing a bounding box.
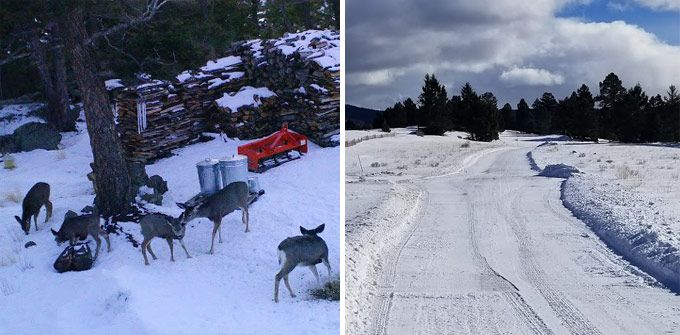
[500,67,565,86]
[634,0,680,10]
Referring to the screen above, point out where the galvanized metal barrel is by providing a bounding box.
[196,159,221,195]
[247,177,261,194]
[218,155,248,188]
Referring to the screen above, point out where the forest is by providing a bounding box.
[366,72,679,143]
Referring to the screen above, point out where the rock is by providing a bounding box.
[13,122,61,152]
[128,161,149,190]
[24,241,36,248]
[146,175,168,194]
[0,135,17,154]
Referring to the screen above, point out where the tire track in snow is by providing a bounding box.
[506,186,602,335]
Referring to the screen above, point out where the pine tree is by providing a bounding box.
[596,73,627,140]
[418,73,448,130]
[403,98,418,126]
[516,98,532,133]
[500,103,514,131]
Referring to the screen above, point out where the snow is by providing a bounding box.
[105,79,125,91]
[0,103,46,136]
[199,56,242,72]
[530,138,680,292]
[246,30,340,71]
[207,72,245,89]
[215,86,276,112]
[0,115,339,334]
[346,129,680,334]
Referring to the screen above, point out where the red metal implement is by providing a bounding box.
[237,123,308,172]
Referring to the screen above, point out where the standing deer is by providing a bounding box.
[140,213,191,265]
[177,181,249,254]
[274,224,331,303]
[14,182,53,234]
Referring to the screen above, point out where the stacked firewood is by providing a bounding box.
[115,30,339,162]
[231,30,340,145]
[116,80,207,162]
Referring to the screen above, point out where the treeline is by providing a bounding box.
[374,72,679,143]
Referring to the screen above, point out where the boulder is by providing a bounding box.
[146,175,168,194]
[13,122,61,151]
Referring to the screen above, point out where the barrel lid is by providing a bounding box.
[219,154,247,162]
[196,158,219,166]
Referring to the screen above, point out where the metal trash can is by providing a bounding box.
[247,177,261,194]
[218,155,248,188]
[196,159,221,195]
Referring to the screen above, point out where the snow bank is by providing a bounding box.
[538,164,580,178]
[0,103,45,136]
[561,174,680,292]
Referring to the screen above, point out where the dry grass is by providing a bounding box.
[616,165,640,180]
[3,156,16,170]
[3,190,22,204]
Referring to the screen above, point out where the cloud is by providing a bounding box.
[347,0,680,109]
[500,67,565,86]
[634,0,680,11]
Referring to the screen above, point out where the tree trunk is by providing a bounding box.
[28,26,75,131]
[331,0,339,30]
[59,8,133,216]
[250,0,260,35]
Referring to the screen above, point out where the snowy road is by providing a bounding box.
[346,132,680,335]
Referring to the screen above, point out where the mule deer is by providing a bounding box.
[274,224,331,303]
[140,213,191,265]
[177,181,249,254]
[51,210,110,259]
[14,182,52,234]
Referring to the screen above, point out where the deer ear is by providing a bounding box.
[314,224,325,234]
[176,202,187,209]
[51,229,58,236]
[14,216,22,224]
[300,226,309,235]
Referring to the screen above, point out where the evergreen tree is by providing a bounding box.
[403,98,418,126]
[500,103,514,131]
[418,73,448,130]
[532,92,557,134]
[515,98,532,133]
[575,84,598,141]
[596,72,627,139]
[476,92,500,141]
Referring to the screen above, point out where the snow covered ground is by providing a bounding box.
[346,129,680,334]
[0,117,339,334]
[530,139,680,292]
[0,103,45,136]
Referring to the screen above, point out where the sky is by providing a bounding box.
[346,0,680,110]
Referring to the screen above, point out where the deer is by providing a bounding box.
[14,182,53,235]
[177,181,250,254]
[51,210,110,259]
[140,213,191,265]
[274,224,331,303]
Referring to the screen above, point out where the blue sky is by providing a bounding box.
[558,1,680,45]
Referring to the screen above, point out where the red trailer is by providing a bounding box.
[237,123,308,172]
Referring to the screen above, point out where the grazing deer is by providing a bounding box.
[14,182,52,234]
[274,224,331,303]
[177,181,249,254]
[140,213,191,265]
[51,210,110,259]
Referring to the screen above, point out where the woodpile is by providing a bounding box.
[115,29,339,162]
[116,80,207,162]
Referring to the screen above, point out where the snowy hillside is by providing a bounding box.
[0,117,339,334]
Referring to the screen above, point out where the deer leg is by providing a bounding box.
[142,238,151,265]
[241,206,250,232]
[33,214,39,231]
[309,265,321,285]
[179,239,192,259]
[146,240,158,260]
[166,238,175,262]
[45,200,53,222]
[218,224,223,243]
[283,275,296,298]
[210,218,221,254]
[93,235,101,260]
[101,229,111,252]
[274,262,296,302]
[323,257,332,278]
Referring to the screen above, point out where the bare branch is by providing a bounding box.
[84,0,169,46]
